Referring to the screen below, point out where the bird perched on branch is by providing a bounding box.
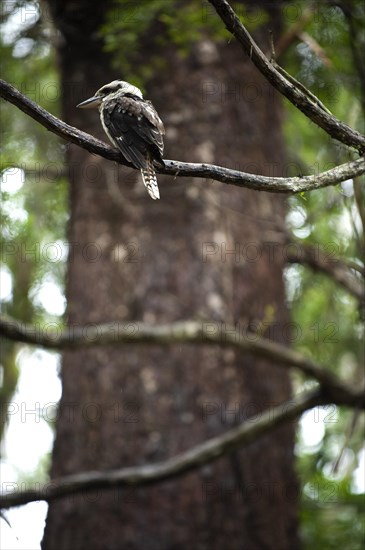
[77,80,165,200]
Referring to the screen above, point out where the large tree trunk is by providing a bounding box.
[42,1,299,548]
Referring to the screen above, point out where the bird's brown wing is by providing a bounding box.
[140,100,165,155]
[101,95,164,170]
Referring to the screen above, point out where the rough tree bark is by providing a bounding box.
[42,1,299,548]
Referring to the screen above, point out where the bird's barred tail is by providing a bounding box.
[141,155,160,200]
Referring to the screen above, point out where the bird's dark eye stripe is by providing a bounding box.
[101,86,115,94]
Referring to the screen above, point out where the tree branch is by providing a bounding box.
[1,79,364,193]
[297,31,332,68]
[0,315,362,405]
[0,388,355,509]
[207,0,365,152]
[286,242,365,303]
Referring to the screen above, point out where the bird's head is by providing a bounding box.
[76,80,143,109]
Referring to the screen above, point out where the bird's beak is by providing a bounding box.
[76,96,102,109]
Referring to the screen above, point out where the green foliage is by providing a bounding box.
[100,0,267,86]
[101,0,225,86]
[0,0,67,439]
[280,2,365,546]
[298,447,365,550]
[301,482,365,550]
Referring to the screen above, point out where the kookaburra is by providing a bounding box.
[77,80,165,200]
